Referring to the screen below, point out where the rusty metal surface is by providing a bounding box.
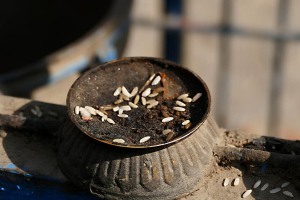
[66,57,211,148]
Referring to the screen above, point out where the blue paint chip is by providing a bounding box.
[6,163,16,169]
[1,187,5,191]
[17,185,21,190]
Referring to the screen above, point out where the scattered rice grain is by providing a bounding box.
[173,107,185,112]
[153,87,165,93]
[142,88,151,97]
[177,93,189,100]
[100,105,114,111]
[281,182,290,188]
[183,97,192,103]
[79,107,91,118]
[176,101,186,107]
[141,97,147,105]
[113,87,121,96]
[140,136,151,143]
[283,191,294,197]
[162,129,172,135]
[182,120,190,126]
[120,105,131,111]
[85,106,97,115]
[118,109,123,115]
[131,87,139,96]
[148,92,159,97]
[242,190,252,198]
[146,99,157,104]
[121,86,132,97]
[95,110,105,117]
[162,117,174,123]
[269,187,281,194]
[101,115,108,122]
[113,106,120,112]
[151,75,161,85]
[75,106,80,115]
[261,183,269,191]
[120,93,130,101]
[147,101,159,108]
[253,180,261,189]
[192,93,202,102]
[107,118,115,124]
[134,95,140,105]
[223,178,229,186]
[113,139,125,144]
[118,114,128,118]
[139,74,156,93]
[129,102,138,108]
[114,99,123,105]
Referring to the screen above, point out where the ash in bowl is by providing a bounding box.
[67,58,210,148]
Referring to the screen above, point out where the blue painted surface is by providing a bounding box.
[0,173,99,200]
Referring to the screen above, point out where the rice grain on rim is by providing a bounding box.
[233,178,240,186]
[85,106,97,115]
[283,191,294,197]
[253,180,261,189]
[151,75,161,85]
[242,190,252,198]
[139,136,151,143]
[162,129,172,135]
[192,93,202,102]
[113,139,125,144]
[269,187,281,194]
[223,178,229,186]
[75,106,80,115]
[261,183,269,191]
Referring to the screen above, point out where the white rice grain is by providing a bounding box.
[122,86,132,97]
[120,105,131,111]
[113,87,121,96]
[162,117,174,123]
[176,101,186,107]
[118,109,123,115]
[162,129,172,135]
[148,92,159,98]
[223,178,229,186]
[118,114,128,118]
[134,95,140,105]
[183,97,192,103]
[192,93,202,102]
[131,87,139,96]
[269,187,281,194]
[283,191,294,197]
[142,88,151,97]
[151,75,161,85]
[147,101,159,109]
[139,136,151,143]
[101,115,108,122]
[146,99,157,104]
[120,93,130,101]
[114,99,123,105]
[85,106,97,115]
[242,190,252,198]
[75,106,80,115]
[173,107,185,112]
[113,139,125,144]
[261,183,269,191]
[95,110,105,117]
[253,180,261,189]
[281,182,290,188]
[107,118,115,124]
[129,102,138,108]
[182,120,190,126]
[113,106,120,112]
[79,107,91,118]
[233,178,240,186]
[141,97,147,105]
[177,93,189,100]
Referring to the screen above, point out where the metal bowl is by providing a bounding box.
[66,57,211,148]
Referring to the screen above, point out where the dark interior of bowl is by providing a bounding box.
[67,57,210,148]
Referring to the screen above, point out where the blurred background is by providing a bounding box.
[0,0,299,140]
